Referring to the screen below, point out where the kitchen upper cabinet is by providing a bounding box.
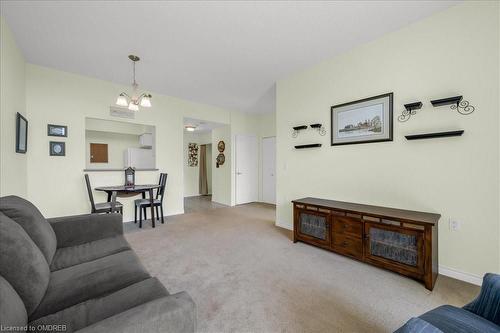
[139,133,153,148]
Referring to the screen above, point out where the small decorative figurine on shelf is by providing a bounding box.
[124,167,135,187]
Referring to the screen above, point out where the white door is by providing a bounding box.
[235,134,258,204]
[262,137,276,204]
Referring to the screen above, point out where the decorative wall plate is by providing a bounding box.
[217,140,225,152]
[216,153,225,168]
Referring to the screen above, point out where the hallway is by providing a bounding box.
[183,195,226,214]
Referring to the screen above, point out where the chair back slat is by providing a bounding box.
[158,173,168,203]
[155,173,163,199]
[84,174,96,212]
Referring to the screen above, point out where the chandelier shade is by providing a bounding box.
[116,94,128,107]
[116,55,152,111]
[140,94,152,107]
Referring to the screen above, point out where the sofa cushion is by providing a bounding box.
[420,305,500,333]
[0,275,28,329]
[0,212,50,316]
[0,196,56,264]
[29,277,168,333]
[394,317,443,333]
[30,250,150,320]
[463,273,500,326]
[50,235,131,271]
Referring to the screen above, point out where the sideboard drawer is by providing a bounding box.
[333,235,363,260]
[333,216,363,239]
[333,235,363,259]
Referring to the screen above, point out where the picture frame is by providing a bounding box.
[16,113,28,154]
[47,124,68,137]
[188,143,199,167]
[49,141,65,156]
[331,93,393,146]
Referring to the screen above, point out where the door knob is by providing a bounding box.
[236,172,242,175]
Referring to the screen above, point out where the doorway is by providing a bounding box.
[235,134,258,205]
[183,117,226,213]
[262,136,276,204]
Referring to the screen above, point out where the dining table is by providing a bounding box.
[94,184,161,228]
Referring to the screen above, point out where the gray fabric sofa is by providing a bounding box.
[0,195,196,333]
[395,273,500,333]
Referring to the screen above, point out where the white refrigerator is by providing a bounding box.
[124,148,155,169]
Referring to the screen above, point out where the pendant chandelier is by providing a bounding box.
[115,55,152,111]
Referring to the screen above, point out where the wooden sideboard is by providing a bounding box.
[292,197,440,290]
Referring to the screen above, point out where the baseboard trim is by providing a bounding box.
[439,265,483,286]
[276,220,292,230]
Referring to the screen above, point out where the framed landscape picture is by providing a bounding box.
[331,93,393,146]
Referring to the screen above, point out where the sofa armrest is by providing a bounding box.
[463,273,500,326]
[48,213,123,248]
[74,292,196,333]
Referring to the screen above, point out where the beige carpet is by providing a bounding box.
[125,203,479,333]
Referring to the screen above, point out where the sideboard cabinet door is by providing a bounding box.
[364,222,424,274]
[295,209,331,247]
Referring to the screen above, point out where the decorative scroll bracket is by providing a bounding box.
[292,125,308,138]
[398,102,423,122]
[310,123,326,136]
[450,100,475,115]
[431,96,475,115]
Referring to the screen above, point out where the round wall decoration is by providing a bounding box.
[217,140,225,152]
[216,153,225,168]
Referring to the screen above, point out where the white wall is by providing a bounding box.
[276,2,499,279]
[0,17,27,197]
[85,117,151,135]
[206,143,212,194]
[212,125,232,205]
[85,130,141,169]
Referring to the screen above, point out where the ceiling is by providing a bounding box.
[184,117,225,133]
[1,1,457,114]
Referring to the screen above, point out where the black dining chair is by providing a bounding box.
[134,173,167,227]
[85,174,123,214]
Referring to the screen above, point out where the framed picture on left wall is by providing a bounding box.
[47,124,68,137]
[49,141,65,156]
[16,112,28,153]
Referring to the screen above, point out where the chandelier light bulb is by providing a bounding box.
[116,94,128,107]
[140,95,152,107]
[128,102,139,111]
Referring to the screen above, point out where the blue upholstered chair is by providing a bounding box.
[395,273,500,333]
